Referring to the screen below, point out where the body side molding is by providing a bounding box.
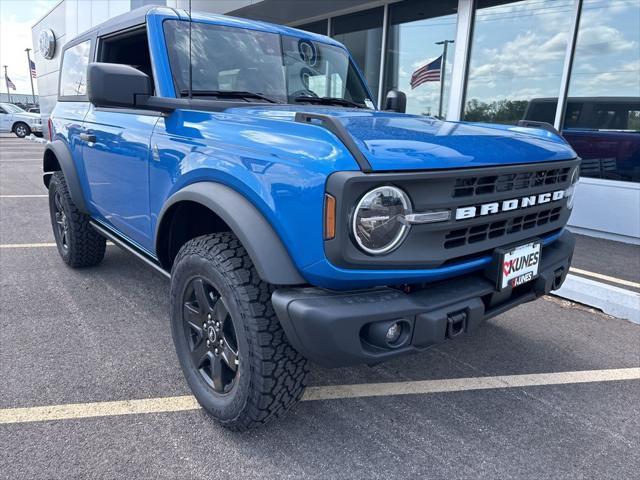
[156,182,306,286]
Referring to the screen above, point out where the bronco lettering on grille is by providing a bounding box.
[455,190,565,220]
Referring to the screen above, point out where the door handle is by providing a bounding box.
[80,133,96,143]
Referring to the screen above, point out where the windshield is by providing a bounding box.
[1,103,25,113]
[163,20,373,108]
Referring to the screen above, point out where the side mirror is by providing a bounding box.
[87,63,151,109]
[384,89,407,113]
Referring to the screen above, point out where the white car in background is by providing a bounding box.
[0,102,42,138]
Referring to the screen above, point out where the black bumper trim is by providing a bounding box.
[272,231,575,368]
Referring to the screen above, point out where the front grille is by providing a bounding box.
[453,167,571,198]
[444,207,563,249]
[325,158,578,270]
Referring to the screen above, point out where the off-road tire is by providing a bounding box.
[48,171,106,267]
[13,122,30,138]
[170,232,309,431]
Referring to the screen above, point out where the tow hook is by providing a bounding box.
[446,311,468,339]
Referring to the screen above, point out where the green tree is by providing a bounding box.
[464,99,530,125]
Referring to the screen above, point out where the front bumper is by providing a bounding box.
[30,123,42,132]
[273,231,575,368]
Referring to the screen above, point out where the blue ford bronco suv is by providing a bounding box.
[45,6,579,430]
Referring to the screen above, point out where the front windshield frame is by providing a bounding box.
[1,103,25,113]
[162,19,375,109]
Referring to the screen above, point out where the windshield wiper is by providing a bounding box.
[180,89,281,104]
[293,96,367,109]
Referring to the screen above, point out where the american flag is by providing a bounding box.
[410,55,442,89]
[5,75,16,90]
[29,59,37,78]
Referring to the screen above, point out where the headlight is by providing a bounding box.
[565,165,579,209]
[352,186,411,255]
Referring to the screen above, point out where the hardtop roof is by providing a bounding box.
[64,5,343,51]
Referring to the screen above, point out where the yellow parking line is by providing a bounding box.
[1,368,638,425]
[570,267,640,289]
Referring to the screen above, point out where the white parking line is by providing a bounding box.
[0,368,637,425]
[0,242,636,290]
[0,160,42,163]
[0,243,57,248]
[0,194,47,198]
[570,267,640,289]
[0,242,114,248]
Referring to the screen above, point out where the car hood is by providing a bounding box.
[225,106,576,171]
[14,112,40,121]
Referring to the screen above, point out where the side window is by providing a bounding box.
[0,107,6,114]
[59,40,91,98]
[98,28,154,93]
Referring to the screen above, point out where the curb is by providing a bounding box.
[554,274,640,324]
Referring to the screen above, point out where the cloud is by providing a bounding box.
[470,30,568,80]
[571,59,640,97]
[575,25,637,56]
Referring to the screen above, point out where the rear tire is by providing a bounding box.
[48,171,106,267]
[170,232,308,431]
[13,122,30,138]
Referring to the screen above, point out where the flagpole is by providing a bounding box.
[25,48,36,106]
[3,65,10,104]
[435,40,454,119]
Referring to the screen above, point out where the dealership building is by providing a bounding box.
[31,0,640,244]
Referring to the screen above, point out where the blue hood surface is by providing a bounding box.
[226,106,577,171]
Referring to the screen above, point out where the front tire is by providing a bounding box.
[48,172,106,267]
[170,232,308,431]
[13,122,30,138]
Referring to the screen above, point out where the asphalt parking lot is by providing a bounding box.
[1,133,639,480]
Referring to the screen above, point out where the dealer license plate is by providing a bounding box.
[497,241,541,290]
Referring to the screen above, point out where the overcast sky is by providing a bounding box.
[0,0,59,94]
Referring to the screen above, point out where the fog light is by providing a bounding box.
[361,319,410,349]
[385,322,402,343]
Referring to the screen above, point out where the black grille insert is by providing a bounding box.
[444,207,562,249]
[453,167,571,198]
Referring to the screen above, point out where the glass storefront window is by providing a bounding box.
[297,20,328,36]
[564,0,640,183]
[464,0,573,124]
[331,8,383,103]
[384,0,458,117]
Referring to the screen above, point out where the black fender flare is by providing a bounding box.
[43,140,89,213]
[156,182,306,286]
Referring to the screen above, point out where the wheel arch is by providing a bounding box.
[42,140,89,213]
[12,121,29,133]
[156,182,306,286]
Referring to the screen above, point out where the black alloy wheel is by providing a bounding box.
[170,232,308,430]
[53,190,70,253]
[47,171,106,267]
[182,277,240,394]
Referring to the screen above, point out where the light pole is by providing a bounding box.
[435,40,454,119]
[3,65,10,104]
[25,48,36,105]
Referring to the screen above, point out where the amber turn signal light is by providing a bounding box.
[324,194,336,240]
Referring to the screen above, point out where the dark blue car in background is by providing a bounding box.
[44,6,579,430]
